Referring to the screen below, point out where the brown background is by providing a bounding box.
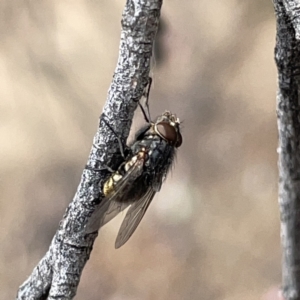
[0,1,279,299]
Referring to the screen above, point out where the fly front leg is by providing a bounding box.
[99,114,129,160]
[138,76,152,123]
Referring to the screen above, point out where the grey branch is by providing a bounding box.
[274,1,300,299]
[16,1,162,299]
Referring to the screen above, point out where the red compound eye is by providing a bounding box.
[175,131,182,147]
[156,122,182,148]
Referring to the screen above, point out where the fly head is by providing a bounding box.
[154,111,182,147]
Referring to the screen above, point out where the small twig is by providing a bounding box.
[16,1,162,299]
[273,1,300,299]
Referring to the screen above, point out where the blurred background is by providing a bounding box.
[0,1,279,299]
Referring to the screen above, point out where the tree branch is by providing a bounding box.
[274,1,300,299]
[16,1,162,299]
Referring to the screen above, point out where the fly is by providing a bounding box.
[86,80,182,248]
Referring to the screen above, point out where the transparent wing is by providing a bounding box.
[115,187,156,248]
[101,201,128,227]
[86,157,145,233]
[86,199,130,233]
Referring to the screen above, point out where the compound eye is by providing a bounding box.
[156,122,181,147]
[175,131,182,148]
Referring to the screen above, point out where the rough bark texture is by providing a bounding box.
[274,1,300,299]
[16,1,162,299]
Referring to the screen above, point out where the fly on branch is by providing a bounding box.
[86,79,182,248]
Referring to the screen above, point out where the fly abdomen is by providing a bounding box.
[102,149,148,199]
[103,172,122,197]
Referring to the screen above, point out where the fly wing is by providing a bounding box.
[86,156,145,233]
[86,200,130,233]
[115,187,156,248]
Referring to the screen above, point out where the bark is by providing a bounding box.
[274,1,300,299]
[16,0,162,299]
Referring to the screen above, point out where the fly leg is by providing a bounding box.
[100,115,128,159]
[86,114,131,172]
[139,77,152,124]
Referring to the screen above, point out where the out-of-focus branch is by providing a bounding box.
[273,1,300,300]
[16,1,162,299]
